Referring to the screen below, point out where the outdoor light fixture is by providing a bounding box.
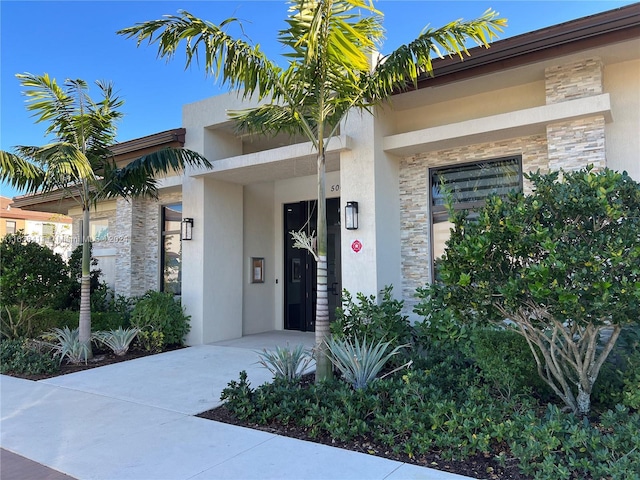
[345,201,359,230]
[181,218,194,241]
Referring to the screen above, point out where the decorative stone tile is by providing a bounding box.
[545,58,603,104]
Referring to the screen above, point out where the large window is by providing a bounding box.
[430,156,522,272]
[6,220,16,234]
[161,203,182,295]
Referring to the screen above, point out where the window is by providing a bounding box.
[6,220,16,235]
[91,219,109,242]
[161,203,182,295]
[430,156,522,274]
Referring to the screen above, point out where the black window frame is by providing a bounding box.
[429,155,523,280]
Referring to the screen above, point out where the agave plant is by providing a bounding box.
[256,344,314,381]
[44,327,90,365]
[326,336,409,390]
[94,327,140,356]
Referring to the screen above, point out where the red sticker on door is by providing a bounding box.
[351,239,362,253]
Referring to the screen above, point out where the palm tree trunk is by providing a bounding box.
[79,206,93,359]
[315,149,332,382]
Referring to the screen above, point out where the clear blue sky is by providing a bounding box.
[1,0,636,198]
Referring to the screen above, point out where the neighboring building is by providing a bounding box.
[0,196,73,260]
[13,4,640,345]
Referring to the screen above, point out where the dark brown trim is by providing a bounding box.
[109,128,186,156]
[409,3,640,90]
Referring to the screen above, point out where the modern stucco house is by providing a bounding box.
[14,4,640,345]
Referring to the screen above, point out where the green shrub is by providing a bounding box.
[220,370,256,421]
[592,323,640,411]
[136,329,164,353]
[507,404,640,480]
[413,283,475,366]
[130,291,190,346]
[472,327,549,400]
[0,339,58,375]
[332,285,411,348]
[92,312,128,331]
[0,234,71,338]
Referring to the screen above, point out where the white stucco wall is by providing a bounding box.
[243,182,276,335]
[604,59,640,178]
[182,176,244,345]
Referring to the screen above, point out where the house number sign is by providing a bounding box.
[351,239,362,253]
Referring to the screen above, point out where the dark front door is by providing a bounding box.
[284,198,341,331]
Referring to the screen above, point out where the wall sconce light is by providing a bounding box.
[345,201,359,230]
[181,218,194,241]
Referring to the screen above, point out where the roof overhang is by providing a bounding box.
[408,3,640,91]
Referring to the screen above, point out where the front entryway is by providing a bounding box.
[284,198,341,332]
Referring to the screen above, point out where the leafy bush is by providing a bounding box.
[257,344,313,381]
[136,329,164,353]
[592,323,640,411]
[44,327,90,364]
[220,370,256,421]
[0,339,58,376]
[130,291,190,346]
[413,283,475,366]
[507,404,640,480]
[2,308,126,339]
[326,336,407,390]
[472,327,549,400]
[94,327,139,356]
[0,234,71,338]
[332,286,411,346]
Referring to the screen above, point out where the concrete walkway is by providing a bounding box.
[1,331,473,480]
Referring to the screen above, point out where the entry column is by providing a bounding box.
[182,176,244,345]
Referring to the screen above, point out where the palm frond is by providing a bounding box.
[118,11,281,101]
[369,9,506,99]
[99,148,212,200]
[0,150,45,193]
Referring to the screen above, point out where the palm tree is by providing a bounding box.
[0,73,211,358]
[118,0,506,381]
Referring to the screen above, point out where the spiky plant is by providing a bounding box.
[325,336,408,390]
[257,344,313,381]
[94,327,139,356]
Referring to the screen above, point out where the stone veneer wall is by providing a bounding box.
[114,192,183,298]
[398,57,606,309]
[545,58,606,172]
[545,58,603,103]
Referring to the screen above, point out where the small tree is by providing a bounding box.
[0,73,211,357]
[0,233,70,338]
[437,167,640,416]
